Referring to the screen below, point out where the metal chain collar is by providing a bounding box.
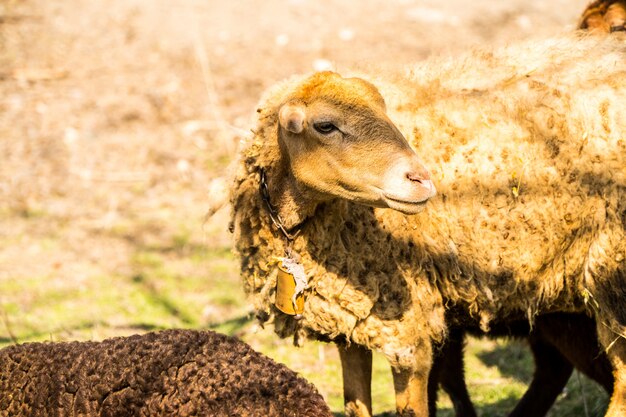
[259,168,301,242]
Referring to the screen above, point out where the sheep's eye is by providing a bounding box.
[313,122,337,134]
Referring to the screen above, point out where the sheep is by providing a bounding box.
[579,0,626,33]
[426,7,626,416]
[229,33,626,417]
[430,313,614,417]
[0,329,333,417]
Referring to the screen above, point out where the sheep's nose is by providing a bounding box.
[406,168,430,184]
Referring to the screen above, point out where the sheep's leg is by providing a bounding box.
[427,358,440,417]
[338,343,373,417]
[594,259,626,417]
[432,328,477,417]
[392,364,430,417]
[597,320,626,417]
[507,335,573,417]
[597,326,626,417]
[535,314,613,394]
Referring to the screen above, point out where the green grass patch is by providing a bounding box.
[0,232,609,417]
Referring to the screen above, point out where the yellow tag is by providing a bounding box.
[275,265,305,315]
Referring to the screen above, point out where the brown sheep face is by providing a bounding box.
[277,72,436,214]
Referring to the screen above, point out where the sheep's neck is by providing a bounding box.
[263,160,323,232]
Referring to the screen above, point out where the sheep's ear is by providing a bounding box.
[278,104,306,134]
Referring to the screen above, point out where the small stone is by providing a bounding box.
[312,59,333,71]
[176,159,190,173]
[516,15,532,30]
[275,34,289,46]
[338,28,354,41]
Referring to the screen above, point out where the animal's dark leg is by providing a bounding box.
[535,314,613,394]
[435,328,477,417]
[427,352,441,417]
[507,334,573,417]
[338,343,373,417]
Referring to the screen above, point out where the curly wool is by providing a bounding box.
[230,35,626,368]
[0,329,332,417]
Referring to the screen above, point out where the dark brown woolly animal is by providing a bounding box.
[429,313,614,417]
[0,329,332,417]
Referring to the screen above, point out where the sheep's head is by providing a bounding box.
[276,71,435,216]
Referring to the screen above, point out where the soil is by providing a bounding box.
[0,0,589,283]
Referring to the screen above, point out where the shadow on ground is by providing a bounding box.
[331,393,525,417]
[477,339,533,383]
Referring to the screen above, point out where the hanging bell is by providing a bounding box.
[275,264,305,316]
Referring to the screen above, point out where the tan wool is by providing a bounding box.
[230,34,626,370]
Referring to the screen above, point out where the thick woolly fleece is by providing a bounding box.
[0,329,332,417]
[230,35,626,370]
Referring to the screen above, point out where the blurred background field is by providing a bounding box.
[0,0,609,415]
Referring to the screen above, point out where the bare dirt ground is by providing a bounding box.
[0,0,609,415]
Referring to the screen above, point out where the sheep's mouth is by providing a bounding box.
[382,194,430,214]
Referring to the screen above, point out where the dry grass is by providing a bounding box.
[0,0,608,415]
